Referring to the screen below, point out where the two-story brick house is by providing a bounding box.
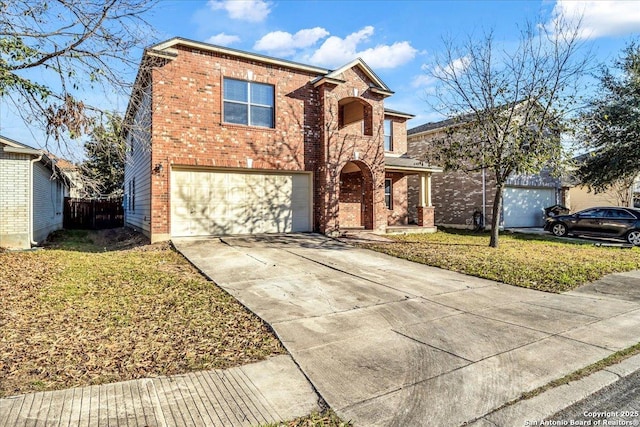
[123,38,440,242]
[408,118,562,229]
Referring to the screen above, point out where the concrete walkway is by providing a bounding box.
[174,234,640,426]
[0,355,320,426]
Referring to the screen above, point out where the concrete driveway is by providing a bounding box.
[174,234,640,426]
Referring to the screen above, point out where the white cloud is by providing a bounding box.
[433,56,470,78]
[206,33,241,46]
[208,0,271,23]
[412,56,469,88]
[308,26,417,69]
[254,27,329,56]
[550,1,640,39]
[411,74,435,88]
[358,42,418,70]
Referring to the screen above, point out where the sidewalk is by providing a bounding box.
[0,355,320,427]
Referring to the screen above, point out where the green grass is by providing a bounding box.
[361,229,640,292]
[0,229,285,397]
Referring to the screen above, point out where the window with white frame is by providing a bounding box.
[223,78,275,128]
[384,119,393,151]
[385,178,393,209]
[128,178,135,212]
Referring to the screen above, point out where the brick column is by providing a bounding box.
[416,206,435,227]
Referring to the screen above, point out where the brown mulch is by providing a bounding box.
[0,228,285,397]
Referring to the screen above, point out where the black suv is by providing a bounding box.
[544,207,640,245]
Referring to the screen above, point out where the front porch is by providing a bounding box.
[336,224,438,245]
[384,155,442,229]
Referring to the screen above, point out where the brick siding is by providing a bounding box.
[144,45,389,238]
[0,150,30,248]
[408,131,495,227]
[385,172,409,225]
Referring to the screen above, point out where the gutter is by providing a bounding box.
[29,153,44,246]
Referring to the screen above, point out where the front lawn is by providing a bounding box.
[0,229,285,397]
[361,229,640,292]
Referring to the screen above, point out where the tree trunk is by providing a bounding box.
[489,183,504,248]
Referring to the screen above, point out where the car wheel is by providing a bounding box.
[551,222,568,237]
[626,230,640,246]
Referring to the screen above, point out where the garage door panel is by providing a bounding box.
[172,169,311,237]
[503,187,556,228]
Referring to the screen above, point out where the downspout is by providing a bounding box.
[481,139,486,225]
[482,167,486,226]
[29,152,43,246]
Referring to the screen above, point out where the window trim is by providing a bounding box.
[384,119,393,151]
[128,178,135,212]
[385,178,393,210]
[223,78,275,128]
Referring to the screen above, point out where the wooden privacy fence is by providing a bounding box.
[63,197,124,229]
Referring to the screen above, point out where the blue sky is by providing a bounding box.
[1,0,639,158]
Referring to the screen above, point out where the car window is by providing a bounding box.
[606,209,636,219]
[579,209,605,218]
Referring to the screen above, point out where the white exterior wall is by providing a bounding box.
[124,84,152,236]
[32,161,65,243]
[0,150,30,248]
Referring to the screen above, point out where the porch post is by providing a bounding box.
[420,173,431,207]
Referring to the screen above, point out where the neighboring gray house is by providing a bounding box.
[0,135,69,249]
[407,120,562,228]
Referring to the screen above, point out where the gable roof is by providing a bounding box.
[1,135,72,186]
[151,37,330,75]
[408,114,474,137]
[384,108,415,119]
[408,100,547,138]
[1,134,41,155]
[317,58,393,94]
[150,38,395,96]
[125,37,398,136]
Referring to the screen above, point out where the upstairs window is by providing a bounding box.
[223,78,274,128]
[384,119,393,151]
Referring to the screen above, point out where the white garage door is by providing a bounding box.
[171,169,311,236]
[503,187,556,228]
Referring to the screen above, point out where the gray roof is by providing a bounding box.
[384,155,442,172]
[384,108,415,118]
[407,113,475,136]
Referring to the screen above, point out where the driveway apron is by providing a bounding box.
[174,234,640,426]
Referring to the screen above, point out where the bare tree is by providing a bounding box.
[0,0,156,152]
[425,16,591,247]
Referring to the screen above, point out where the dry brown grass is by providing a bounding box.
[0,229,285,397]
[361,229,640,292]
[262,410,353,427]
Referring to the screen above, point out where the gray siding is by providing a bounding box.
[0,150,30,248]
[506,168,561,188]
[124,84,152,235]
[32,161,65,243]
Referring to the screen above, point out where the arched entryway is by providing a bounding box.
[338,161,374,229]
